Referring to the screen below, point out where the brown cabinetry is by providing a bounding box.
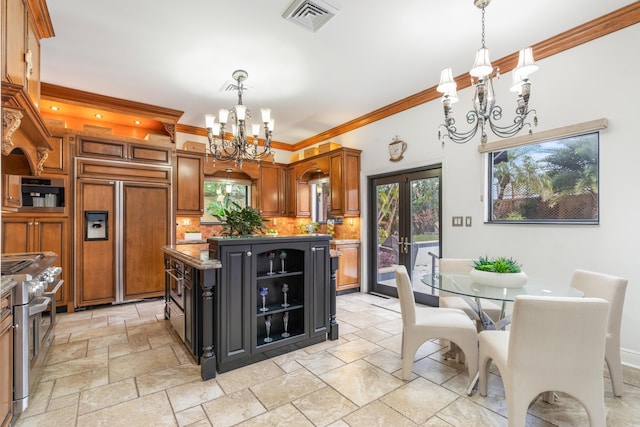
[0,289,13,427]
[176,150,204,216]
[42,134,71,174]
[2,174,21,209]
[77,136,172,166]
[258,163,287,217]
[330,148,361,217]
[288,156,329,217]
[76,160,171,307]
[331,241,360,292]
[1,216,71,310]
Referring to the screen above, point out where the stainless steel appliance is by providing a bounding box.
[165,258,185,342]
[1,252,63,418]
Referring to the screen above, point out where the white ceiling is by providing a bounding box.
[41,0,633,145]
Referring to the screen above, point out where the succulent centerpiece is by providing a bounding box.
[470,256,527,288]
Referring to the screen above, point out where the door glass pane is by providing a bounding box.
[409,176,440,297]
[375,182,399,287]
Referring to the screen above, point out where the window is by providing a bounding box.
[201,178,251,224]
[487,131,599,224]
[310,179,330,223]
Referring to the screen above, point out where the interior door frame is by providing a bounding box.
[367,164,442,306]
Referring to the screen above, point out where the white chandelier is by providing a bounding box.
[437,0,538,145]
[204,70,275,166]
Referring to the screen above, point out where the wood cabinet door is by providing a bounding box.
[4,0,26,85]
[217,244,252,364]
[259,164,285,217]
[122,182,170,299]
[310,242,330,336]
[176,152,204,215]
[1,218,32,253]
[76,180,117,305]
[128,143,172,165]
[2,174,22,210]
[36,218,70,308]
[333,243,360,291]
[77,138,127,161]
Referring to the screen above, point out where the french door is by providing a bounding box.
[369,166,441,306]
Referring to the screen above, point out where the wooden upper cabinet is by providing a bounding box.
[258,163,286,217]
[42,134,70,174]
[76,136,173,166]
[3,0,27,86]
[329,148,361,217]
[176,150,204,216]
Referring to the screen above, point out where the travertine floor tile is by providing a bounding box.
[292,386,358,426]
[320,359,404,406]
[342,400,416,426]
[381,377,458,424]
[235,403,313,426]
[136,364,202,396]
[78,378,138,415]
[109,345,179,382]
[51,367,109,399]
[201,388,265,427]
[250,368,325,410]
[214,360,285,395]
[76,390,176,427]
[16,295,639,427]
[166,379,225,412]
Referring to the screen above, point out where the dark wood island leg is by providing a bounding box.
[200,269,217,380]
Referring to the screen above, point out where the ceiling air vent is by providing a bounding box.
[283,0,338,33]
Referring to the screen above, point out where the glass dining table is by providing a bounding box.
[422,272,583,396]
[421,272,584,330]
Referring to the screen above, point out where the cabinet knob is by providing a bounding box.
[246,251,252,257]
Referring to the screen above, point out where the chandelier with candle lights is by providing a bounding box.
[204,70,275,166]
[436,0,539,145]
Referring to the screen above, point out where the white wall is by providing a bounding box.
[334,24,640,367]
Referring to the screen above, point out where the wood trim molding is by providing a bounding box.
[41,83,184,123]
[26,0,55,39]
[292,2,640,150]
[175,123,292,151]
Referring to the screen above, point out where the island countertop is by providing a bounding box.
[161,244,222,270]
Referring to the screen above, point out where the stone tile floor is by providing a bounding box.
[15,293,640,426]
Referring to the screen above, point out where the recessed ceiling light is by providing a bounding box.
[134,120,141,125]
[95,114,103,118]
[50,106,59,111]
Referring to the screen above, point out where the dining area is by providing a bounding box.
[396,259,631,427]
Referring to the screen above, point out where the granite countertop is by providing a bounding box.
[1,276,18,297]
[330,239,360,245]
[161,244,222,270]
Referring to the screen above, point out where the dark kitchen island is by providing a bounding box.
[161,234,339,380]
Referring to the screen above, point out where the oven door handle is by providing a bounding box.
[29,296,52,316]
[44,279,64,297]
[166,269,184,295]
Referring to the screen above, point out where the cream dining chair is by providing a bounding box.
[478,295,610,427]
[395,265,478,386]
[439,258,502,327]
[570,269,628,396]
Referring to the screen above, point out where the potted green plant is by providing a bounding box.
[470,256,527,288]
[215,202,268,237]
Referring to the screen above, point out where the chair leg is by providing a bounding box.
[605,346,624,397]
[506,390,529,427]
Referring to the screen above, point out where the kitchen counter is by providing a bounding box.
[1,276,17,297]
[330,239,360,245]
[161,244,221,270]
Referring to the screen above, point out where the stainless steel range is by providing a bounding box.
[1,252,63,418]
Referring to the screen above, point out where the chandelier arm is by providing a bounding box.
[486,106,537,139]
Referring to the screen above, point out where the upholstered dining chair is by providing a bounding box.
[570,269,628,397]
[395,265,478,385]
[478,295,610,427]
[439,258,502,326]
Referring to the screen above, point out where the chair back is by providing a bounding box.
[439,258,473,274]
[508,295,609,390]
[395,265,416,326]
[570,269,627,337]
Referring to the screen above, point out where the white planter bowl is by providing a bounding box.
[469,269,528,288]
